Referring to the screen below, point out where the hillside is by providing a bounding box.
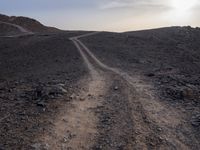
[0,22,21,36]
[81,26,200,149]
[0,14,59,33]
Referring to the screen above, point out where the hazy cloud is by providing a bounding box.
[100,1,130,9]
[99,0,168,10]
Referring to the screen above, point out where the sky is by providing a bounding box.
[1,0,200,32]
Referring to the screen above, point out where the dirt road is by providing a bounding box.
[0,18,199,148]
[38,32,200,149]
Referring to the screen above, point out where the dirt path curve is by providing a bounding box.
[40,32,197,149]
[41,33,107,149]
[40,33,136,149]
[70,32,197,149]
[0,21,33,37]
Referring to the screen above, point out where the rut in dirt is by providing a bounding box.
[41,36,106,149]
[42,34,136,149]
[72,36,136,149]
[71,32,198,149]
[40,32,197,149]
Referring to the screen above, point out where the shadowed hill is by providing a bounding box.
[0,22,21,36]
[0,14,59,33]
[125,26,200,40]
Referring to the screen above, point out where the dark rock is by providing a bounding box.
[182,87,196,99]
[80,97,85,101]
[157,127,162,132]
[114,86,119,90]
[191,114,200,127]
[70,93,76,99]
[48,85,67,96]
[146,73,155,77]
[34,86,43,99]
[37,101,46,107]
[165,87,184,100]
[33,84,67,100]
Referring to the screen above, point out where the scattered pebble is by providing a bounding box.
[80,97,85,101]
[37,101,46,107]
[114,86,119,90]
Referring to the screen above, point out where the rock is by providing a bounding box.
[63,137,68,143]
[191,121,200,127]
[55,85,67,93]
[57,83,65,87]
[146,73,155,77]
[114,86,119,90]
[63,119,68,122]
[43,143,50,150]
[150,142,156,146]
[31,143,41,150]
[8,88,13,93]
[70,93,76,99]
[182,87,195,99]
[47,85,67,96]
[31,143,49,150]
[80,97,85,101]
[34,84,67,100]
[34,86,43,99]
[37,101,46,107]
[160,137,165,143]
[191,114,200,127]
[157,127,162,131]
[165,87,184,100]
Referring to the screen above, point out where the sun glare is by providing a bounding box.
[167,0,197,22]
[171,0,197,11]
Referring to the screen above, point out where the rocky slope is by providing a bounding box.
[0,26,88,148]
[81,26,200,149]
[0,22,21,36]
[0,14,88,149]
[82,26,200,105]
[0,14,59,33]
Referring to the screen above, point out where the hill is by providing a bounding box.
[0,14,59,33]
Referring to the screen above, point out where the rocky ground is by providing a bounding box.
[0,32,89,149]
[0,14,200,149]
[0,22,21,36]
[81,27,200,149]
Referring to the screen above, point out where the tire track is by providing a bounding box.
[42,34,107,149]
[71,32,192,149]
[72,36,136,149]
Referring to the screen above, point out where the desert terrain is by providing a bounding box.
[0,14,200,150]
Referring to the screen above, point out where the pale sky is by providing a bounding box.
[1,0,200,32]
